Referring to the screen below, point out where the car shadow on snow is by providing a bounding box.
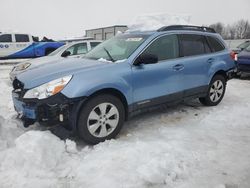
[42,99,204,147]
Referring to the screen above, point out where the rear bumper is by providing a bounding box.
[237,63,250,73]
[12,91,87,129]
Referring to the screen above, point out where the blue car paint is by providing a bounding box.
[16,29,235,116]
[12,93,36,119]
[6,42,64,59]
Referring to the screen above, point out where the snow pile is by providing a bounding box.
[0,68,25,150]
[128,13,191,32]
[0,130,193,188]
[0,116,24,150]
[0,65,250,188]
[69,139,193,188]
[0,131,66,188]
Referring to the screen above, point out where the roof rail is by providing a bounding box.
[157,25,216,33]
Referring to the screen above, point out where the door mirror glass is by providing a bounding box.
[134,54,158,65]
[61,50,71,57]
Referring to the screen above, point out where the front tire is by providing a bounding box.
[77,94,125,144]
[199,75,226,106]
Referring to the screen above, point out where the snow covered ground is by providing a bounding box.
[0,65,250,188]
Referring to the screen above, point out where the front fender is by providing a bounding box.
[61,62,133,105]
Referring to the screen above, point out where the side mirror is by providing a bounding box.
[61,51,71,57]
[134,54,158,66]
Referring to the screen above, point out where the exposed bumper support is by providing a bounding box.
[12,91,87,130]
[227,67,238,80]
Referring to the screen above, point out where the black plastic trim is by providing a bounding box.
[128,85,208,115]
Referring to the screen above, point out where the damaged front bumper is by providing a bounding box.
[12,90,86,129]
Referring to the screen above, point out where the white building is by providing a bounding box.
[85,25,128,40]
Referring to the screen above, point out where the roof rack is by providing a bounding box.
[157,25,216,33]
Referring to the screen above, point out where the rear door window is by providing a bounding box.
[0,34,12,42]
[142,34,179,61]
[65,43,88,56]
[75,43,88,54]
[15,34,29,42]
[90,42,101,49]
[207,36,225,52]
[179,34,211,57]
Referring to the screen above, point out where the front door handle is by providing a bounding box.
[173,64,184,71]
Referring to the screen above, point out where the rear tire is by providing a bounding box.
[199,75,226,106]
[77,94,125,144]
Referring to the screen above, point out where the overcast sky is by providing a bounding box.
[1,0,250,39]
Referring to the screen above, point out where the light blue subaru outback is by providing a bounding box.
[12,25,236,144]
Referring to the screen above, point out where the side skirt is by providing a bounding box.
[128,85,208,119]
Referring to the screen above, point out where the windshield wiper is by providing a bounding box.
[103,47,115,62]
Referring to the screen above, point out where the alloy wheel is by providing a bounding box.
[209,80,224,102]
[87,102,119,138]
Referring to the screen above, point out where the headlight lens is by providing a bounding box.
[14,62,31,71]
[23,75,72,99]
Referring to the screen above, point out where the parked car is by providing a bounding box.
[9,40,102,80]
[0,32,64,59]
[12,25,236,144]
[233,40,250,53]
[236,45,250,77]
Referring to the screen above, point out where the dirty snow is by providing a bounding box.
[0,65,250,188]
[128,13,191,32]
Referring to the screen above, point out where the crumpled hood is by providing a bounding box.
[17,58,107,89]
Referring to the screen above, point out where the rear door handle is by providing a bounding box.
[173,64,184,71]
[207,58,215,64]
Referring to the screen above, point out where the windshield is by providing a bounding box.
[84,34,149,62]
[47,44,68,56]
[237,41,250,50]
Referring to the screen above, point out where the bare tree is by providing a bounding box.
[209,22,224,35]
[234,19,250,39]
[209,19,250,39]
[227,24,237,39]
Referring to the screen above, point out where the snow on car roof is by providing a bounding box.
[127,13,192,32]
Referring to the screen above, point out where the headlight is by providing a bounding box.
[14,62,31,71]
[23,75,72,99]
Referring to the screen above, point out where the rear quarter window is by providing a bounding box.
[207,36,225,52]
[90,42,101,49]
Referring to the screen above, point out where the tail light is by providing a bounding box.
[230,51,238,61]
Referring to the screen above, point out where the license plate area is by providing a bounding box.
[12,92,36,119]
